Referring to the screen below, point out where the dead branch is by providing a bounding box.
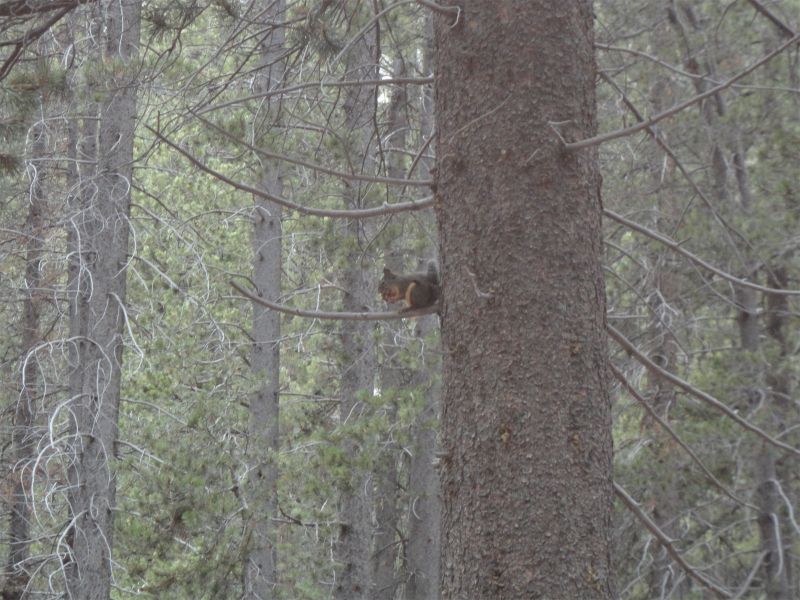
[614,481,732,598]
[608,325,800,459]
[230,280,438,320]
[147,125,434,219]
[567,33,800,150]
[611,364,756,510]
[603,209,800,296]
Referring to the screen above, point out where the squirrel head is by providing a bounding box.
[378,268,403,302]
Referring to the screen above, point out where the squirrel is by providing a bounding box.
[379,261,440,311]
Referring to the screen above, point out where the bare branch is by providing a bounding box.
[746,0,796,38]
[230,280,438,321]
[614,482,732,598]
[598,70,750,261]
[147,125,434,219]
[596,43,703,81]
[603,209,800,296]
[193,112,433,188]
[0,0,92,18]
[730,552,767,600]
[196,77,434,117]
[608,325,800,458]
[611,364,756,510]
[0,5,73,81]
[567,33,800,150]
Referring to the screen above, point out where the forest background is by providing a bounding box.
[1,1,800,599]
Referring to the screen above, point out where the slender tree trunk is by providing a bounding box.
[434,2,613,598]
[3,120,47,600]
[640,28,683,595]
[759,267,792,600]
[404,358,440,600]
[64,1,141,597]
[243,3,286,597]
[404,21,441,598]
[372,59,410,600]
[334,11,379,600]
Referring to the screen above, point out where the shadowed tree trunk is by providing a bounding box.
[433,2,614,598]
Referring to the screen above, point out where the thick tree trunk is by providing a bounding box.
[433,3,614,598]
[242,3,286,598]
[64,1,141,598]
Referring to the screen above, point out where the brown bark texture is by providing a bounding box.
[433,2,614,598]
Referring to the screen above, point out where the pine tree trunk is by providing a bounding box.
[64,1,141,597]
[334,11,379,600]
[433,2,614,598]
[405,22,441,598]
[242,2,286,597]
[372,59,410,600]
[3,121,47,600]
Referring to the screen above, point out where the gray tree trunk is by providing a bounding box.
[404,352,440,600]
[640,32,683,595]
[334,12,379,600]
[404,21,441,599]
[243,2,286,598]
[4,120,47,600]
[64,1,141,598]
[372,59,409,600]
[434,2,614,598]
[760,268,792,600]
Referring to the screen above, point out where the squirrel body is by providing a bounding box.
[379,261,439,311]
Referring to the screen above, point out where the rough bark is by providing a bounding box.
[433,2,613,598]
[3,121,47,600]
[242,2,286,597]
[64,1,141,598]
[333,12,379,600]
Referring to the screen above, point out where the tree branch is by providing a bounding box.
[567,33,800,150]
[0,0,92,17]
[611,364,756,510]
[230,280,438,321]
[608,325,800,458]
[147,125,434,219]
[613,481,732,598]
[196,76,434,117]
[603,209,800,296]
[598,70,750,260]
[746,0,796,38]
[0,5,74,81]
[192,112,432,188]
